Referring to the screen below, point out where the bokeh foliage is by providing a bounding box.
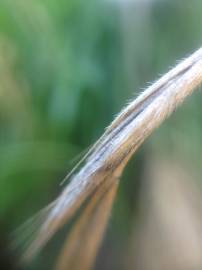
[0,0,202,269]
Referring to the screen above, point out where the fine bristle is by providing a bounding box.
[13,47,202,270]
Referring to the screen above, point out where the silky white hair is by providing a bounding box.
[16,47,202,269]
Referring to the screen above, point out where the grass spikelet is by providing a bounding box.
[55,176,119,270]
[17,47,202,269]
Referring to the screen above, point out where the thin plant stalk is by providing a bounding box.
[21,48,202,267]
[55,176,119,270]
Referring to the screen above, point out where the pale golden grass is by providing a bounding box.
[55,176,119,270]
[18,47,202,270]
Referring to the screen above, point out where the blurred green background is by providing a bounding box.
[0,0,202,269]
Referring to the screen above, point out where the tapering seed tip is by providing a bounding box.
[19,47,202,265]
